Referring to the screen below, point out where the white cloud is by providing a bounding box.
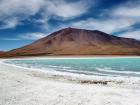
[1,38,20,41]
[2,32,46,41]
[112,0,140,18]
[43,0,91,20]
[0,0,92,29]
[0,0,45,29]
[19,32,46,40]
[113,6,140,18]
[119,30,140,40]
[0,18,20,29]
[0,0,44,18]
[71,18,136,34]
[37,0,93,30]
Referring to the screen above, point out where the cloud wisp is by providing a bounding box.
[70,18,136,34]
[119,30,140,40]
[0,0,45,29]
[2,32,46,41]
[43,0,91,20]
[19,33,46,40]
[0,0,92,29]
[0,18,20,29]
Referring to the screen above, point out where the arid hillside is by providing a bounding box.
[1,28,140,57]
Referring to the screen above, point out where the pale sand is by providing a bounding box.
[0,59,140,105]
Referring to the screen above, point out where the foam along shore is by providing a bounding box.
[0,59,140,105]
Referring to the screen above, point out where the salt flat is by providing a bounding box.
[0,59,140,105]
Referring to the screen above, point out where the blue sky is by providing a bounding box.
[0,0,140,51]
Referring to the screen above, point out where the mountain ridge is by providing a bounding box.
[1,27,140,57]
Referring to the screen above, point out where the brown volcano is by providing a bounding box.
[0,51,4,54]
[1,28,140,57]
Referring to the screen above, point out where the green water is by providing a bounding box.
[7,57,140,77]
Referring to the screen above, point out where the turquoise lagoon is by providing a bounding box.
[6,57,140,77]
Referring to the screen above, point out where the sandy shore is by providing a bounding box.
[0,59,140,105]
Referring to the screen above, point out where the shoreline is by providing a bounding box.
[2,58,140,87]
[1,58,140,105]
[1,55,140,61]
[1,55,140,59]
[1,58,140,88]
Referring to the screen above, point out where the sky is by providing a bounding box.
[0,0,140,51]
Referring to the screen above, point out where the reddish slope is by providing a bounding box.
[2,28,140,57]
[0,51,4,54]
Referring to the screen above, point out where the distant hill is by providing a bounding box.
[0,51,4,54]
[0,51,5,56]
[1,27,140,57]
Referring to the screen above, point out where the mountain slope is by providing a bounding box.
[1,28,140,57]
[0,51,4,54]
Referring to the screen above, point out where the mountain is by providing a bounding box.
[1,27,140,57]
[0,51,5,56]
[0,51,4,53]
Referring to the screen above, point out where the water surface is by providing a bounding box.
[6,57,140,77]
